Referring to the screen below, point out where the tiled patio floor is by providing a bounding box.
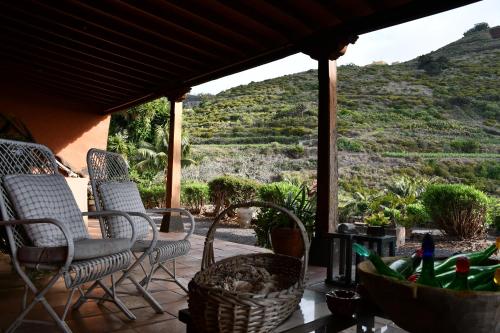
[0,220,329,333]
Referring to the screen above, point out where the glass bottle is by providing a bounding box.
[389,249,422,278]
[446,257,470,291]
[416,234,441,288]
[353,243,405,280]
[434,237,500,275]
[473,268,500,292]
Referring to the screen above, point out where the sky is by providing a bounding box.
[191,0,500,95]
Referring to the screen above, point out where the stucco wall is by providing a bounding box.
[0,86,110,176]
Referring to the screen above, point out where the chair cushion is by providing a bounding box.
[98,181,149,240]
[3,174,89,247]
[17,238,131,263]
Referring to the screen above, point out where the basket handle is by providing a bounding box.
[201,201,310,284]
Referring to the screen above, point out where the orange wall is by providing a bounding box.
[0,86,110,176]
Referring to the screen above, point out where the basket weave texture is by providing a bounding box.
[188,201,309,333]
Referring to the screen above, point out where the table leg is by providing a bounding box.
[389,240,396,256]
[339,238,346,277]
[327,238,334,282]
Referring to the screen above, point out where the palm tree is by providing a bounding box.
[108,131,131,161]
[135,124,195,173]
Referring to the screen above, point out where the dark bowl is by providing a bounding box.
[325,289,361,318]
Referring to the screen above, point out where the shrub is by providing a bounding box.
[450,139,480,153]
[463,22,489,36]
[284,144,305,158]
[259,182,301,203]
[254,185,315,248]
[208,176,260,215]
[422,184,490,239]
[337,137,364,152]
[403,203,431,227]
[181,181,209,214]
[138,184,165,208]
[365,212,391,226]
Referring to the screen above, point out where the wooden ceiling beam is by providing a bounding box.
[0,49,144,91]
[2,68,119,105]
[143,0,266,51]
[2,26,173,80]
[0,34,163,86]
[174,0,288,44]
[66,0,227,62]
[111,0,248,58]
[1,2,198,72]
[220,0,314,38]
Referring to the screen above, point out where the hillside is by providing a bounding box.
[110,25,500,197]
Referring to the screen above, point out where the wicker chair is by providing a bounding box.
[0,139,139,333]
[86,148,195,314]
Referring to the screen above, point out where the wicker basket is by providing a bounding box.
[188,201,309,333]
[358,258,500,333]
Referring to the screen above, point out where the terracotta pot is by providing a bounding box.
[270,227,304,258]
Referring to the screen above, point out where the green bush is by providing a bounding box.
[365,212,390,226]
[450,139,480,153]
[337,137,364,152]
[259,182,301,203]
[422,184,490,239]
[403,203,430,227]
[181,181,209,214]
[138,184,165,209]
[208,176,260,215]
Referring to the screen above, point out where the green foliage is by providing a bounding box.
[463,22,490,36]
[450,139,480,153]
[283,144,306,158]
[207,176,260,215]
[403,203,430,227]
[417,55,450,75]
[422,184,490,239]
[138,184,165,209]
[337,137,364,152]
[181,181,209,214]
[254,185,316,248]
[387,176,428,198]
[365,212,391,226]
[258,182,301,203]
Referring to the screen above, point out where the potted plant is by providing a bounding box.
[254,183,315,258]
[364,212,390,236]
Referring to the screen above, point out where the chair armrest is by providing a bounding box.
[0,218,75,268]
[82,211,137,246]
[145,208,195,240]
[122,212,158,253]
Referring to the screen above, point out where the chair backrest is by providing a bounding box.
[87,148,131,238]
[0,139,58,253]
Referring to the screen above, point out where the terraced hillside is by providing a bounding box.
[110,25,499,197]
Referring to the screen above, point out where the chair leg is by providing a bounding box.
[158,260,188,293]
[98,277,136,320]
[72,281,99,310]
[127,275,163,314]
[7,271,72,333]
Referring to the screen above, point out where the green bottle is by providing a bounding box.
[468,265,500,289]
[473,269,500,291]
[389,249,422,278]
[437,263,500,287]
[353,243,405,280]
[434,237,500,275]
[446,257,470,291]
[417,234,441,288]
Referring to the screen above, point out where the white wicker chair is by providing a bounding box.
[0,139,139,333]
[86,148,195,314]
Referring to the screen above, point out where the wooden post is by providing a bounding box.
[160,88,189,232]
[316,57,338,234]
